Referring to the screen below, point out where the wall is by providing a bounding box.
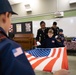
[11,0,76,37]
[57,0,76,11]
[11,10,76,37]
[12,0,76,18]
[12,9,76,23]
[12,0,57,18]
[32,17,76,37]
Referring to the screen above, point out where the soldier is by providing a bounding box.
[0,0,35,75]
[36,21,48,45]
[50,22,59,37]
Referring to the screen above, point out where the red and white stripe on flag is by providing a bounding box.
[25,47,68,72]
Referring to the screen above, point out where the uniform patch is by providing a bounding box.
[12,47,23,57]
[52,40,55,43]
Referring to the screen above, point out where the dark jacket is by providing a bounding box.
[56,34,65,45]
[36,27,48,44]
[41,37,64,48]
[0,27,35,75]
[8,32,14,39]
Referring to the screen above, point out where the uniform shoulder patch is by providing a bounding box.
[52,40,55,43]
[12,47,23,57]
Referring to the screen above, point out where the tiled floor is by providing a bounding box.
[34,55,76,75]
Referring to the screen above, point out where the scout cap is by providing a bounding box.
[59,29,63,32]
[0,0,17,15]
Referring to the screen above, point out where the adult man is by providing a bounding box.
[50,21,59,37]
[0,0,35,75]
[36,21,48,45]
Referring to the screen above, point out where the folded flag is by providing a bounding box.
[25,47,68,72]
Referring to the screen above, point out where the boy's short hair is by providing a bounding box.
[48,29,53,33]
[40,21,45,25]
[0,0,17,15]
[53,22,57,25]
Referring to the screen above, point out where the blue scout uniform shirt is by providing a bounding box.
[72,37,76,41]
[41,37,64,48]
[56,34,65,45]
[0,27,35,75]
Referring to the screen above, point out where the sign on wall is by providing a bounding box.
[12,21,32,34]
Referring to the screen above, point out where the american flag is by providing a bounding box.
[12,47,23,57]
[25,47,68,72]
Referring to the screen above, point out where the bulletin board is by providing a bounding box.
[12,21,32,34]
